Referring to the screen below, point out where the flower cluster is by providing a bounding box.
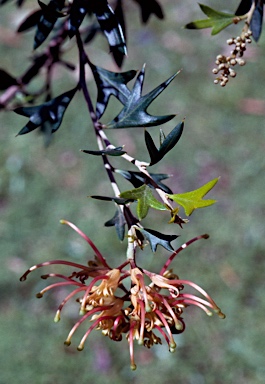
[212,28,252,86]
[20,221,225,370]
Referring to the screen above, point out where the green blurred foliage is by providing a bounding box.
[0,1,265,383]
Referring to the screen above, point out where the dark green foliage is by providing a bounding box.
[81,147,126,156]
[145,121,184,166]
[137,227,178,252]
[133,0,164,23]
[14,88,77,142]
[250,0,264,41]
[89,63,137,119]
[106,66,176,128]
[115,169,173,193]
[34,0,65,49]
[67,0,90,38]
[104,207,126,240]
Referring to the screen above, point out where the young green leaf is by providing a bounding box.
[185,3,236,35]
[167,177,219,216]
[120,184,166,220]
[106,65,177,129]
[145,121,184,165]
[81,146,126,156]
[138,227,178,252]
[89,63,137,119]
[14,88,77,141]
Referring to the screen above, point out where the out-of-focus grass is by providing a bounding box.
[1,1,265,383]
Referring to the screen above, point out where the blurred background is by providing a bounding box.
[0,1,265,383]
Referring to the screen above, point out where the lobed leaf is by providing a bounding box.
[167,177,219,216]
[106,66,177,129]
[120,184,166,220]
[138,227,178,252]
[14,88,77,142]
[89,63,137,119]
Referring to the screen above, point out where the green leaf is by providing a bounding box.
[89,63,137,119]
[145,121,184,165]
[185,3,236,35]
[138,228,178,252]
[120,184,166,220]
[106,65,177,129]
[167,177,219,216]
[104,207,126,241]
[115,169,173,193]
[81,146,126,156]
[14,87,77,143]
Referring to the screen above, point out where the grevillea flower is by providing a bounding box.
[20,220,225,370]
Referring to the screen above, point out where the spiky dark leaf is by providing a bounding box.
[115,169,172,193]
[89,63,137,119]
[145,121,184,166]
[106,66,177,129]
[0,69,18,90]
[133,0,164,23]
[81,146,126,156]
[14,88,77,141]
[104,207,126,241]
[139,227,178,252]
[91,0,127,66]
[17,10,42,33]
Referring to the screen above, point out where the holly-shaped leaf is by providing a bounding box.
[104,207,126,241]
[81,146,126,156]
[137,227,178,252]
[145,121,184,165]
[167,177,219,216]
[89,63,137,119]
[185,4,236,35]
[120,184,166,220]
[91,0,127,67]
[14,88,77,141]
[115,169,173,193]
[105,65,177,129]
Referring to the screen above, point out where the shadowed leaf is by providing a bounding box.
[68,0,91,38]
[0,69,18,90]
[116,169,173,193]
[145,121,184,165]
[14,88,77,142]
[106,66,177,129]
[17,9,42,33]
[133,0,164,23]
[138,227,178,252]
[104,207,126,241]
[81,146,126,156]
[89,63,137,119]
[250,0,264,41]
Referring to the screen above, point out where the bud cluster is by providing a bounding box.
[212,29,252,87]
